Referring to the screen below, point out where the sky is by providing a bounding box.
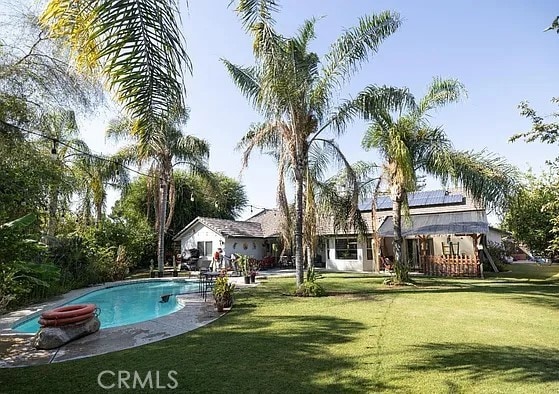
[77,0,559,221]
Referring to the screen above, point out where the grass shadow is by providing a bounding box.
[406,342,559,383]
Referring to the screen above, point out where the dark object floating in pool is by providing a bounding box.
[160,293,191,303]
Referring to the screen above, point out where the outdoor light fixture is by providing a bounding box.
[190,193,194,202]
[50,141,57,158]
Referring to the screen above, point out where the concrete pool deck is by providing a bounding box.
[0,270,297,368]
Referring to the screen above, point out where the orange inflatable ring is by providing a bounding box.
[41,304,96,320]
[39,312,95,327]
[39,304,97,327]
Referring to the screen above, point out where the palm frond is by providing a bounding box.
[415,77,466,117]
[232,0,280,31]
[318,86,413,139]
[237,122,282,168]
[312,11,401,111]
[41,0,190,134]
[444,149,520,211]
[222,60,262,109]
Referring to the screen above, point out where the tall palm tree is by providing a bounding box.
[40,0,190,147]
[362,77,519,283]
[106,110,210,276]
[226,2,411,286]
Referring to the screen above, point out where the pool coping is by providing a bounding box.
[0,278,223,368]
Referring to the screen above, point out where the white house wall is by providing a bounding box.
[224,237,267,260]
[324,236,368,272]
[322,234,480,273]
[180,222,223,261]
[487,229,504,245]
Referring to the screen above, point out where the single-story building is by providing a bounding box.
[172,209,280,269]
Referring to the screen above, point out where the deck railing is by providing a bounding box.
[419,255,480,277]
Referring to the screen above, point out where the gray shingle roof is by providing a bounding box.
[198,217,264,238]
[245,209,281,237]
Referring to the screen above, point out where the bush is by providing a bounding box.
[0,214,61,311]
[295,266,326,297]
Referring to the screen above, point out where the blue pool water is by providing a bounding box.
[12,280,198,334]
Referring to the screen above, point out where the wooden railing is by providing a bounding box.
[419,255,480,277]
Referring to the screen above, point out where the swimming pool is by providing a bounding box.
[12,280,198,334]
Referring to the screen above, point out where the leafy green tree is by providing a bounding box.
[502,171,558,256]
[362,78,519,283]
[113,171,248,240]
[227,1,409,286]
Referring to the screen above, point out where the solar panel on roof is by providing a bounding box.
[358,190,465,211]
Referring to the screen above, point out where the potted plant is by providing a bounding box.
[213,275,235,312]
[149,260,156,278]
[249,259,259,283]
[237,254,251,284]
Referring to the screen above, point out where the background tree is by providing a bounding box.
[227,1,409,287]
[502,170,558,256]
[362,77,519,283]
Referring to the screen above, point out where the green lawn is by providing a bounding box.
[1,264,558,393]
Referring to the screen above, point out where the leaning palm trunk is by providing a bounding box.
[391,186,409,283]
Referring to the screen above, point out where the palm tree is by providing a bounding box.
[362,77,519,283]
[106,110,210,276]
[73,155,130,226]
[40,0,190,146]
[38,110,89,237]
[226,2,411,286]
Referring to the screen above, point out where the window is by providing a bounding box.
[335,238,357,260]
[197,241,213,256]
[366,238,374,260]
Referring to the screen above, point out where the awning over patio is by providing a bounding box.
[378,210,488,237]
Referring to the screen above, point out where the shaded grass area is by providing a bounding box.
[0,264,558,393]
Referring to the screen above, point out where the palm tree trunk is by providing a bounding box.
[391,185,409,283]
[371,178,382,272]
[157,179,168,277]
[47,186,58,239]
[164,174,175,231]
[294,161,305,287]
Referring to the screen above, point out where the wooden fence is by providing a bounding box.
[419,255,480,277]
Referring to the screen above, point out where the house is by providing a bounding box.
[319,189,488,277]
[174,189,491,277]
[172,209,280,268]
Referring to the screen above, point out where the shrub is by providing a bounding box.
[213,274,235,308]
[295,266,326,297]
